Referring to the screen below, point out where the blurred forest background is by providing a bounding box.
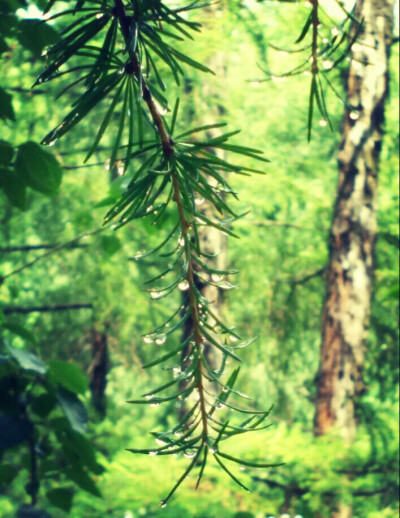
[0,0,398,517]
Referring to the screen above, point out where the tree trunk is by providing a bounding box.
[314,0,394,440]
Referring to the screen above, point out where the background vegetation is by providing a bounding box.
[0,0,398,517]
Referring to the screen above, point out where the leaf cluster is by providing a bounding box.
[0,320,103,514]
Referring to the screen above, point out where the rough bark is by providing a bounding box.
[314,0,394,440]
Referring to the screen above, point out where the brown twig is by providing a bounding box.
[112,0,209,440]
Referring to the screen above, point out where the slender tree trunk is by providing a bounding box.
[314,0,394,441]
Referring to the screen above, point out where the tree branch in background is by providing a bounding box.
[0,243,88,253]
[0,227,107,285]
[3,304,93,315]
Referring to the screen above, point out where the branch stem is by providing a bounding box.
[113,0,209,440]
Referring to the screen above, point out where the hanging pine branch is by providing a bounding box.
[33,0,280,505]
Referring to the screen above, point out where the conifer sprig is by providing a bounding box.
[35,0,277,503]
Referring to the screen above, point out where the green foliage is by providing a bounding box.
[25,0,279,506]
[0,326,102,515]
[0,0,398,516]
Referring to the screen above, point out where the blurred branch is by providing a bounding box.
[253,476,391,497]
[0,244,88,253]
[236,220,314,230]
[0,227,107,285]
[290,267,326,285]
[4,304,93,315]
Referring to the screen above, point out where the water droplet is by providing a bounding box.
[144,394,153,400]
[150,402,160,407]
[96,13,103,19]
[209,447,217,454]
[47,139,56,147]
[143,336,154,344]
[349,111,360,120]
[211,273,222,282]
[133,250,145,259]
[150,291,163,300]
[322,60,333,70]
[239,465,246,471]
[195,197,205,206]
[155,334,166,345]
[178,280,189,291]
[184,448,197,459]
[331,27,340,36]
[229,335,239,342]
[160,500,167,508]
[319,119,328,127]
[156,438,166,446]
[178,237,185,247]
[322,37,329,44]
[149,450,158,456]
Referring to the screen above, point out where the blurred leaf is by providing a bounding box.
[72,210,94,229]
[30,392,57,417]
[7,346,46,374]
[0,167,27,210]
[0,463,18,488]
[60,430,103,473]
[98,234,121,257]
[0,37,8,55]
[0,415,33,450]
[0,86,15,121]
[1,321,36,343]
[46,488,74,512]
[0,14,18,36]
[48,360,88,394]
[64,466,101,497]
[18,19,60,58]
[15,141,62,196]
[0,0,26,14]
[56,387,87,433]
[0,140,14,165]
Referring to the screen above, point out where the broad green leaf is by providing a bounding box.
[0,167,27,210]
[0,140,13,165]
[30,393,57,417]
[18,19,60,58]
[1,321,36,343]
[15,142,63,196]
[56,387,87,434]
[7,346,46,374]
[64,466,101,497]
[46,488,74,512]
[48,360,88,394]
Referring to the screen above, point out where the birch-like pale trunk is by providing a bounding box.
[314,0,394,440]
